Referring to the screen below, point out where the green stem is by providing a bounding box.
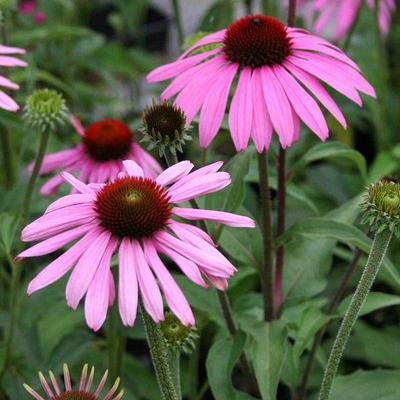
[170,0,184,47]
[0,258,21,382]
[0,127,15,188]
[21,128,51,224]
[169,348,182,399]
[107,304,124,382]
[257,151,274,321]
[318,229,393,400]
[140,305,180,400]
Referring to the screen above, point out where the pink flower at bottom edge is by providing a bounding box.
[147,14,375,153]
[24,363,123,400]
[18,160,255,331]
[34,116,162,196]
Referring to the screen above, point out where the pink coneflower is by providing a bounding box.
[24,363,124,400]
[35,116,162,195]
[0,45,27,112]
[19,0,36,15]
[311,0,396,41]
[147,14,375,152]
[34,11,47,24]
[18,160,255,330]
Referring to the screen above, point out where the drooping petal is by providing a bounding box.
[69,115,86,136]
[66,230,113,310]
[144,240,195,326]
[199,63,238,148]
[61,172,94,194]
[118,238,139,326]
[26,228,99,295]
[229,67,253,151]
[85,239,117,331]
[132,240,164,322]
[274,65,329,140]
[261,66,295,148]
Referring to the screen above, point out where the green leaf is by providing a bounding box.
[206,332,256,400]
[0,212,19,256]
[290,142,367,180]
[331,369,400,400]
[338,292,400,318]
[248,321,288,400]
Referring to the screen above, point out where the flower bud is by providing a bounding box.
[23,88,68,132]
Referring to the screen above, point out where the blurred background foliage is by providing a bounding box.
[0,0,399,399]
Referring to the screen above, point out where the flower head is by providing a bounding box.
[141,101,191,156]
[361,177,400,236]
[18,160,255,331]
[309,0,395,41]
[34,116,162,196]
[0,43,26,112]
[24,363,123,400]
[160,312,198,353]
[147,14,375,153]
[24,89,68,132]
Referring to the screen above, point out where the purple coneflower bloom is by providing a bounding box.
[18,160,255,331]
[147,15,375,152]
[35,116,162,195]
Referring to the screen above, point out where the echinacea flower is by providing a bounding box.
[24,363,123,400]
[147,14,375,152]
[0,44,27,112]
[18,160,255,330]
[310,0,396,41]
[35,116,162,195]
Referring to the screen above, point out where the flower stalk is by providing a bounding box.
[318,229,393,400]
[170,0,184,46]
[140,305,181,400]
[257,150,274,321]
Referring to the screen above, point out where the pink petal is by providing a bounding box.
[0,90,19,111]
[61,172,94,194]
[85,240,117,331]
[144,240,194,326]
[132,240,164,322]
[17,224,95,259]
[155,241,208,287]
[229,67,253,151]
[45,193,96,213]
[261,66,295,148]
[66,230,113,310]
[167,172,231,203]
[274,65,329,140]
[39,174,65,196]
[33,147,82,175]
[118,238,138,326]
[69,115,85,136]
[123,160,144,178]
[179,29,226,59]
[285,61,347,128]
[174,56,227,124]
[147,49,220,82]
[0,55,27,67]
[131,143,162,178]
[156,161,194,187]
[0,45,26,54]
[206,274,228,291]
[251,68,272,152]
[173,207,255,228]
[199,63,238,148]
[27,228,99,295]
[0,75,19,90]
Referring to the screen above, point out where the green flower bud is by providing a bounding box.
[23,89,68,132]
[159,313,198,353]
[140,101,191,157]
[361,177,400,236]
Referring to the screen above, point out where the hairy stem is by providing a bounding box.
[257,151,274,321]
[299,248,363,399]
[141,305,180,400]
[318,230,393,400]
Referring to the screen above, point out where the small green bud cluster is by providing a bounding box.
[140,101,191,157]
[23,89,69,132]
[361,177,400,236]
[160,313,198,353]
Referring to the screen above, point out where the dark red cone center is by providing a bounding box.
[83,119,133,161]
[52,391,96,400]
[95,177,172,239]
[223,15,291,68]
